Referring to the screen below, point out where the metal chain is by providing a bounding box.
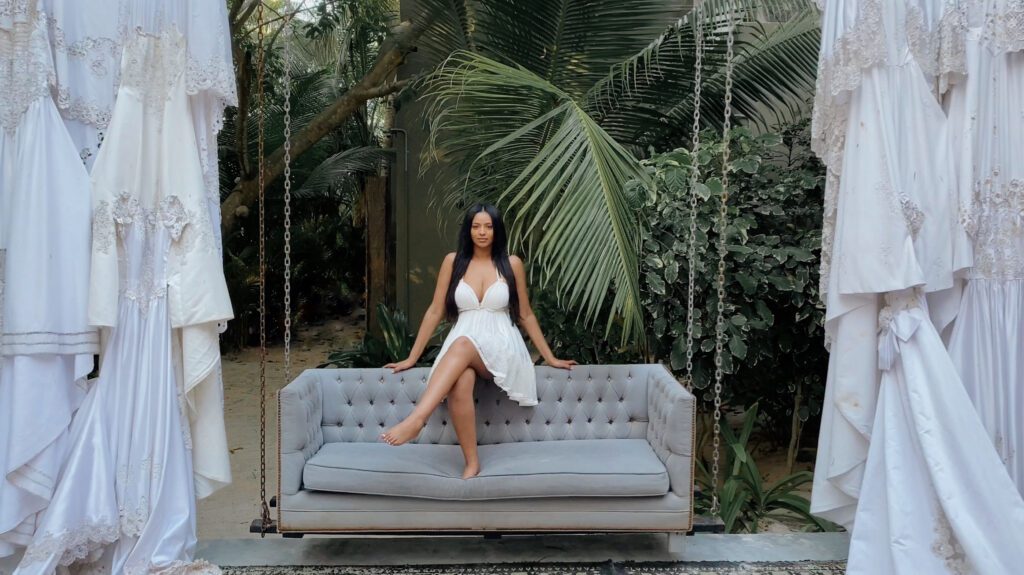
[710,2,737,518]
[684,1,705,392]
[255,0,271,536]
[282,10,293,386]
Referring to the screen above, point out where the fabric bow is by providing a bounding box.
[877,302,924,372]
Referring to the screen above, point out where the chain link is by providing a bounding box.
[684,2,705,393]
[710,2,737,518]
[282,10,293,387]
[255,0,271,536]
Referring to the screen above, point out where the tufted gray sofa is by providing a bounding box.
[277,364,695,549]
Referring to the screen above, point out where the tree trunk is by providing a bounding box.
[364,175,389,336]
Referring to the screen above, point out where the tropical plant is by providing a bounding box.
[321,303,447,367]
[638,122,827,446]
[529,288,640,366]
[418,0,821,344]
[220,2,397,347]
[695,404,836,533]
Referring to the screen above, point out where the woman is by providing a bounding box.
[382,204,575,479]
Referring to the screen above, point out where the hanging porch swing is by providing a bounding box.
[246,0,734,546]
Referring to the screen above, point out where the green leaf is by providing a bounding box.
[729,335,748,360]
[647,272,667,295]
[665,260,680,284]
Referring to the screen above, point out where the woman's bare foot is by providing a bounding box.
[381,416,425,446]
[462,459,480,479]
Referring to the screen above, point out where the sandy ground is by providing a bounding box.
[197,312,812,539]
[197,315,364,539]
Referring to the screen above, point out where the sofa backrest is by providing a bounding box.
[309,364,655,445]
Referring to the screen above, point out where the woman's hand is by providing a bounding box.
[384,357,417,373]
[546,358,577,370]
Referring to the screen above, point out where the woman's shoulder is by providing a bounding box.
[508,254,524,269]
[442,252,457,265]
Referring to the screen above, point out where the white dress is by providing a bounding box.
[430,267,537,406]
[0,0,95,557]
[38,0,236,500]
[943,0,1024,495]
[810,0,960,528]
[812,1,1024,573]
[14,27,230,575]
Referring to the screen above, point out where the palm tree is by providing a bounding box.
[417,0,820,343]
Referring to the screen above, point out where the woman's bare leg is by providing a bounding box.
[381,337,487,446]
[448,367,480,478]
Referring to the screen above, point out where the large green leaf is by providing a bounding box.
[422,52,649,341]
[586,0,820,150]
[416,0,689,98]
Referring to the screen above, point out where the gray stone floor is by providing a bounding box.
[196,533,850,567]
[0,533,849,573]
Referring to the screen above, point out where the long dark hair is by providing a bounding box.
[445,204,521,324]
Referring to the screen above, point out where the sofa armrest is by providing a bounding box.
[278,371,325,496]
[646,364,695,498]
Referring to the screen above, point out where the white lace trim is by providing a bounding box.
[906,2,969,93]
[93,191,197,310]
[810,0,886,170]
[22,521,119,567]
[982,1,1024,54]
[965,167,1024,280]
[48,14,123,129]
[0,0,31,24]
[22,522,220,574]
[186,55,236,106]
[819,169,840,297]
[0,6,53,131]
[120,28,187,116]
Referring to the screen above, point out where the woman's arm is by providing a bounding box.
[510,256,577,370]
[385,253,455,372]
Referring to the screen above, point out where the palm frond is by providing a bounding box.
[293,146,392,200]
[422,51,649,342]
[586,0,820,149]
[416,0,689,99]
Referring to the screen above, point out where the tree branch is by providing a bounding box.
[221,19,426,232]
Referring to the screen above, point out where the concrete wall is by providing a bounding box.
[391,0,460,321]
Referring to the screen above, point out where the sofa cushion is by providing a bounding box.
[302,438,670,500]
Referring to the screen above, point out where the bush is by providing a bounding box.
[321,304,446,368]
[638,121,827,444]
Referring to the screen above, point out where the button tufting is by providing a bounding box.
[525,419,531,424]
[587,418,593,423]
[485,421,490,426]
[505,420,510,425]
[358,423,363,428]
[545,420,551,425]
[567,418,573,424]
[598,397,603,402]
[369,400,374,405]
